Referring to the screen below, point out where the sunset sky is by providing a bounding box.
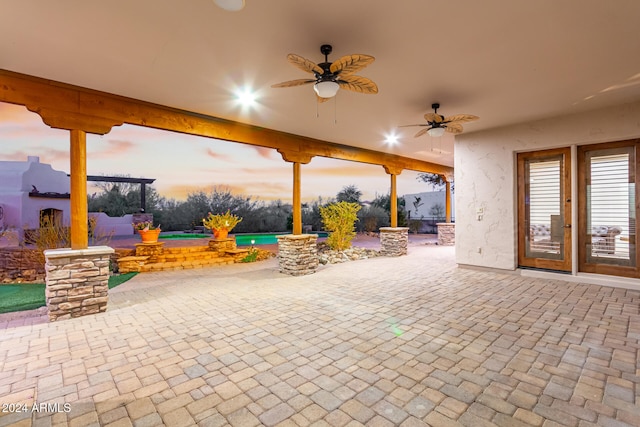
[0,102,434,203]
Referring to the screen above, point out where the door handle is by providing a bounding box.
[564,224,571,228]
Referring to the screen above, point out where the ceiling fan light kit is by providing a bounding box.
[313,81,340,98]
[400,102,479,138]
[213,0,245,12]
[272,44,378,101]
[427,127,446,137]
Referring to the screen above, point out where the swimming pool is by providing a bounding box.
[158,233,209,240]
[235,232,328,245]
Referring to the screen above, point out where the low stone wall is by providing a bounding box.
[276,234,318,276]
[44,246,114,322]
[379,227,409,256]
[437,223,455,246]
[0,247,45,282]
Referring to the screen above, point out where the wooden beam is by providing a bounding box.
[292,162,302,235]
[70,130,88,249]
[0,69,453,175]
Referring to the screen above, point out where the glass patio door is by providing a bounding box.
[517,148,572,271]
[578,142,638,277]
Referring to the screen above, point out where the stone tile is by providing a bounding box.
[1,246,638,427]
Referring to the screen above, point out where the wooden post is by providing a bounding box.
[390,173,398,228]
[140,183,147,212]
[70,130,88,249]
[293,162,302,235]
[383,165,403,228]
[445,179,452,223]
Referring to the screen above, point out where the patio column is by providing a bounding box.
[20,106,123,320]
[445,178,451,223]
[381,165,409,256]
[277,150,318,275]
[293,162,302,234]
[383,165,403,227]
[70,130,88,249]
[438,173,455,245]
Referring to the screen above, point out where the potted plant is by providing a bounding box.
[202,210,242,240]
[132,220,161,243]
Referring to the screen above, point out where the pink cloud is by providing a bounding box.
[253,146,275,159]
[96,139,135,157]
[0,102,41,124]
[205,148,230,160]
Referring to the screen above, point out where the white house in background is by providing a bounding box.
[0,156,138,243]
[0,156,71,241]
[403,190,455,221]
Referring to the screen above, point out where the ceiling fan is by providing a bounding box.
[401,103,479,137]
[271,44,378,102]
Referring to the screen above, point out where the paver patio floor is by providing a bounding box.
[0,245,639,426]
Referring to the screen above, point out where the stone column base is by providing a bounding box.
[379,227,409,256]
[44,246,114,322]
[208,237,236,255]
[276,234,318,276]
[437,223,455,246]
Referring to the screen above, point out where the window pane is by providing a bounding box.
[526,158,564,259]
[587,153,635,266]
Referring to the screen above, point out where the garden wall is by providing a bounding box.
[0,247,45,282]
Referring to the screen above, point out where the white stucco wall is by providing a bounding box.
[455,101,640,270]
[0,157,71,232]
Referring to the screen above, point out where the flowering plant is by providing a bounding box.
[202,210,242,231]
[132,221,160,231]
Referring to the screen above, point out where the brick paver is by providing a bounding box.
[1,245,639,426]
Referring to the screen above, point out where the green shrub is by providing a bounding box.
[320,201,361,250]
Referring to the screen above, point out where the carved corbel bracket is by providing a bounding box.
[382,165,403,175]
[277,149,314,164]
[26,106,123,135]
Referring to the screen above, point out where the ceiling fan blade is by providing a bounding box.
[414,128,430,138]
[398,124,428,128]
[330,54,375,75]
[316,94,332,103]
[445,123,464,134]
[337,75,378,94]
[443,114,479,124]
[424,113,443,123]
[271,79,316,88]
[287,54,324,75]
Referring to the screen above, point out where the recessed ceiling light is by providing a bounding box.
[384,133,399,145]
[214,0,245,12]
[235,87,257,107]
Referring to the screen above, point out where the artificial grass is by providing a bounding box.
[0,272,138,314]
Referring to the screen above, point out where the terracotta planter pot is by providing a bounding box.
[138,229,161,243]
[213,228,229,240]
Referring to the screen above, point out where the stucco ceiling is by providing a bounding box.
[2,0,640,167]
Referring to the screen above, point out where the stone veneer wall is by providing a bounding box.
[44,246,114,322]
[276,234,318,276]
[379,227,409,256]
[0,247,44,282]
[208,237,236,254]
[134,242,165,261]
[437,223,455,246]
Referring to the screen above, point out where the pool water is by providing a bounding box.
[159,233,209,240]
[236,232,328,246]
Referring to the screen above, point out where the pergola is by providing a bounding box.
[0,69,453,250]
[85,175,156,212]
